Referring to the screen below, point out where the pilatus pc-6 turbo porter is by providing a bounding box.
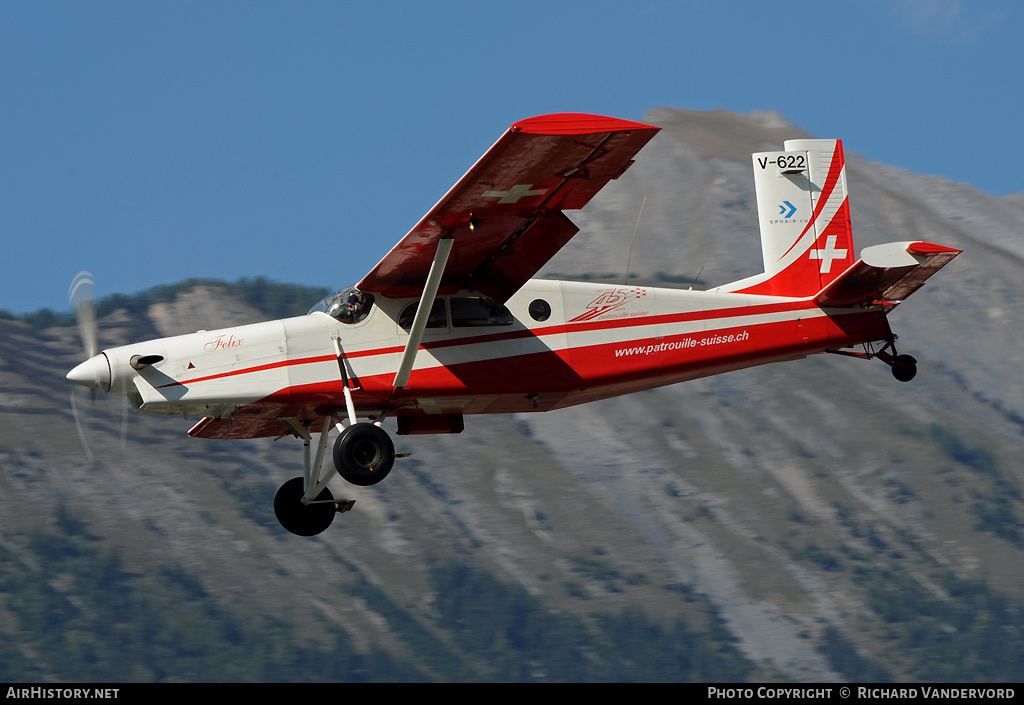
[67,113,961,536]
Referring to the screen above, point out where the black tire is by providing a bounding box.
[333,423,395,486]
[274,477,335,536]
[891,354,918,383]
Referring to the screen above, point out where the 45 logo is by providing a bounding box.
[569,287,647,323]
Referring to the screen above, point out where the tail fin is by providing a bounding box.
[739,139,856,296]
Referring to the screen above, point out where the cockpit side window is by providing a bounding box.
[308,288,375,324]
[399,298,447,331]
[450,296,513,327]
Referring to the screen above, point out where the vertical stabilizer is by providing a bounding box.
[743,139,855,296]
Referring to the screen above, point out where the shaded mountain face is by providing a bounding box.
[2,108,1023,682]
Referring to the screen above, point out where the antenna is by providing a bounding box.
[624,195,647,284]
[689,266,704,290]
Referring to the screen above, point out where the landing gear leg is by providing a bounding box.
[274,477,336,536]
[875,336,918,382]
[826,334,918,382]
[889,354,918,382]
[274,416,356,536]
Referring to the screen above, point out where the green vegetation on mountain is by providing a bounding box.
[0,509,754,682]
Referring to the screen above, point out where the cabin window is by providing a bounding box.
[399,298,447,331]
[529,299,551,322]
[451,297,513,327]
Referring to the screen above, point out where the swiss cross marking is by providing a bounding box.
[809,235,848,274]
[482,183,547,204]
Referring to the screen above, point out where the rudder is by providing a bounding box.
[743,139,855,296]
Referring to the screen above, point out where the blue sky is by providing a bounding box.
[3,1,1022,315]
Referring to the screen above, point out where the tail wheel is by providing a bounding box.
[274,477,335,536]
[333,423,395,486]
[891,354,918,382]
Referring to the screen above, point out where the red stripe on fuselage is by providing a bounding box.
[169,298,861,396]
[329,299,812,361]
[164,354,337,388]
[253,307,889,416]
[174,306,888,423]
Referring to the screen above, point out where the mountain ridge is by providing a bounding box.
[2,107,1022,682]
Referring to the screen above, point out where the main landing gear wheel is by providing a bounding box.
[334,422,395,486]
[891,354,918,383]
[274,477,336,536]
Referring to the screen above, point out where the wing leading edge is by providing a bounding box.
[357,113,660,303]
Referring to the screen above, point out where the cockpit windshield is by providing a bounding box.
[308,287,375,324]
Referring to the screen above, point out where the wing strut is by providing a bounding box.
[393,236,454,389]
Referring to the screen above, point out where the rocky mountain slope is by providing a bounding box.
[1,108,1022,682]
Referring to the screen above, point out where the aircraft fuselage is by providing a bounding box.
[72,277,891,439]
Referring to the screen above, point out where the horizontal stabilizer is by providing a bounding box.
[814,241,961,307]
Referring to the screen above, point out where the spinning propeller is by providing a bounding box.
[67,272,129,460]
[69,271,97,359]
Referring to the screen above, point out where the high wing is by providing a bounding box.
[357,113,661,304]
[814,241,962,307]
[187,114,660,439]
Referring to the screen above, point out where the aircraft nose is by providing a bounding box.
[67,353,111,392]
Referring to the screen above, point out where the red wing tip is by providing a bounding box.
[908,241,963,254]
[512,113,659,136]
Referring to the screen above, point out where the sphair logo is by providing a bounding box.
[569,287,648,323]
[769,200,809,225]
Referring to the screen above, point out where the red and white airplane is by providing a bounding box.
[66,113,961,536]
